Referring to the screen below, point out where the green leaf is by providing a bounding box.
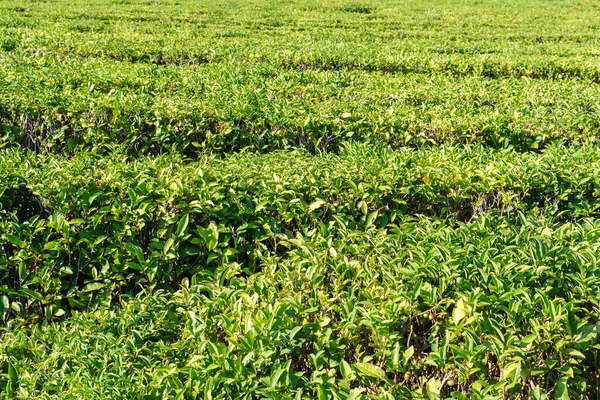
[269,368,286,388]
[18,288,44,301]
[563,348,585,359]
[124,243,145,265]
[5,381,13,398]
[355,362,385,380]
[208,222,219,250]
[176,214,189,238]
[10,302,22,314]
[358,199,368,215]
[5,235,23,247]
[502,362,521,381]
[366,210,378,227]
[340,360,354,380]
[426,377,441,395]
[288,326,303,340]
[133,330,143,345]
[574,325,597,343]
[392,342,400,367]
[0,295,10,316]
[164,237,175,255]
[554,376,570,400]
[8,363,18,384]
[317,385,327,400]
[18,262,26,282]
[403,346,415,363]
[181,246,201,256]
[308,200,326,212]
[452,297,471,324]
[82,282,106,293]
[44,241,62,251]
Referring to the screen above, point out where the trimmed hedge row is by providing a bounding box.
[2,143,600,323]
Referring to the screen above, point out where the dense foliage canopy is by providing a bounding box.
[1,0,600,398]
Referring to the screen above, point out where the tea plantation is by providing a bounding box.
[1,0,600,398]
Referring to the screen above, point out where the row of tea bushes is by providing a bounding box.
[2,143,600,323]
[2,212,599,398]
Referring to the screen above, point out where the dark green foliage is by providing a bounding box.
[0,182,52,222]
[341,4,374,14]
